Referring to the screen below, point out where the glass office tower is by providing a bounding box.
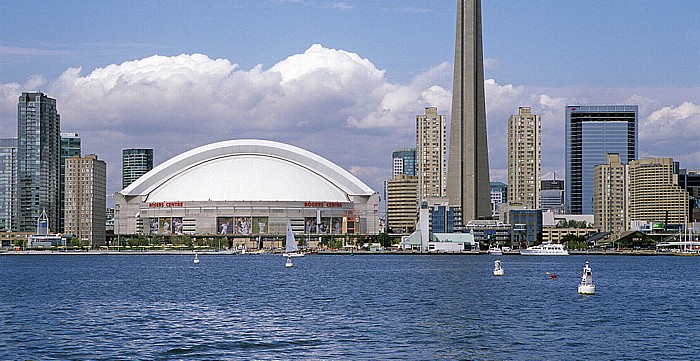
[392,148,416,178]
[565,105,637,214]
[122,148,153,189]
[17,92,61,232]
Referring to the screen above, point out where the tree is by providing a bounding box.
[556,219,591,228]
[377,233,393,248]
[70,237,82,248]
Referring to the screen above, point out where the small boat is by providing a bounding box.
[487,246,503,256]
[519,242,569,256]
[493,259,504,276]
[285,256,293,268]
[282,219,305,258]
[193,253,200,264]
[578,261,595,294]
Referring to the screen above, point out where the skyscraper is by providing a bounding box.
[565,105,637,214]
[0,138,17,231]
[447,0,491,221]
[64,154,107,246]
[392,148,416,178]
[17,92,61,232]
[386,174,419,234]
[507,107,541,209]
[60,133,81,233]
[416,107,447,200]
[593,154,627,238]
[122,148,153,189]
[628,157,688,229]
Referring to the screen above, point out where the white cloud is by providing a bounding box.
[0,45,454,194]
[1,46,698,195]
[641,102,700,162]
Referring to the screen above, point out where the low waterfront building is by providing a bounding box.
[463,219,512,247]
[398,231,476,252]
[114,140,380,249]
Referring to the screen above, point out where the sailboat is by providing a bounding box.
[577,261,595,294]
[283,220,304,258]
[193,253,200,264]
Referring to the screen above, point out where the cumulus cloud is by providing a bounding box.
[0,45,455,194]
[0,45,698,196]
[642,102,700,148]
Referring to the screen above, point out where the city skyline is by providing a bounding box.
[1,1,698,197]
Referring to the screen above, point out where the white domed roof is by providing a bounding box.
[120,139,374,202]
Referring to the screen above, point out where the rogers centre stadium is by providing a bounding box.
[114,139,380,246]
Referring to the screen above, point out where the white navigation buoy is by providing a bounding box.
[493,259,504,276]
[578,261,595,294]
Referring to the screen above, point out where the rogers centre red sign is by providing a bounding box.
[148,201,183,208]
[303,201,343,208]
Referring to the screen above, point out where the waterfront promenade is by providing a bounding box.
[0,249,669,256]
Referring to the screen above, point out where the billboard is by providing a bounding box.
[219,216,267,235]
[217,217,235,234]
[252,217,268,234]
[303,217,343,234]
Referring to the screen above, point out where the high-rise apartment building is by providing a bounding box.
[507,107,541,209]
[628,158,688,228]
[565,105,637,214]
[17,92,61,232]
[60,133,81,233]
[392,148,416,178]
[447,0,491,221]
[416,107,447,200]
[0,138,18,231]
[122,148,153,189]
[386,174,418,233]
[64,154,107,246]
[593,154,627,238]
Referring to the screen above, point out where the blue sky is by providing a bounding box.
[1,0,699,195]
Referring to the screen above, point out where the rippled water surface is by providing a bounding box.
[1,254,698,360]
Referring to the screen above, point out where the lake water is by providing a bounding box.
[1,254,698,360]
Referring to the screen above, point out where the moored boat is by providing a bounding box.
[519,242,569,256]
[487,246,503,256]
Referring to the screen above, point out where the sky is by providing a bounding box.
[1,0,699,198]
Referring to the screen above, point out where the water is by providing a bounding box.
[1,254,698,360]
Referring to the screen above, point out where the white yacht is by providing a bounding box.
[519,242,569,255]
[487,246,503,256]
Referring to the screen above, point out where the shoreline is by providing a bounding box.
[0,249,677,256]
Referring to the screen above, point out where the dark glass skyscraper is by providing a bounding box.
[17,92,61,232]
[122,148,153,189]
[565,105,637,214]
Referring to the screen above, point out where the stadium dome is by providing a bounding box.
[120,139,375,202]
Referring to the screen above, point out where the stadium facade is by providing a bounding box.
[114,140,380,241]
